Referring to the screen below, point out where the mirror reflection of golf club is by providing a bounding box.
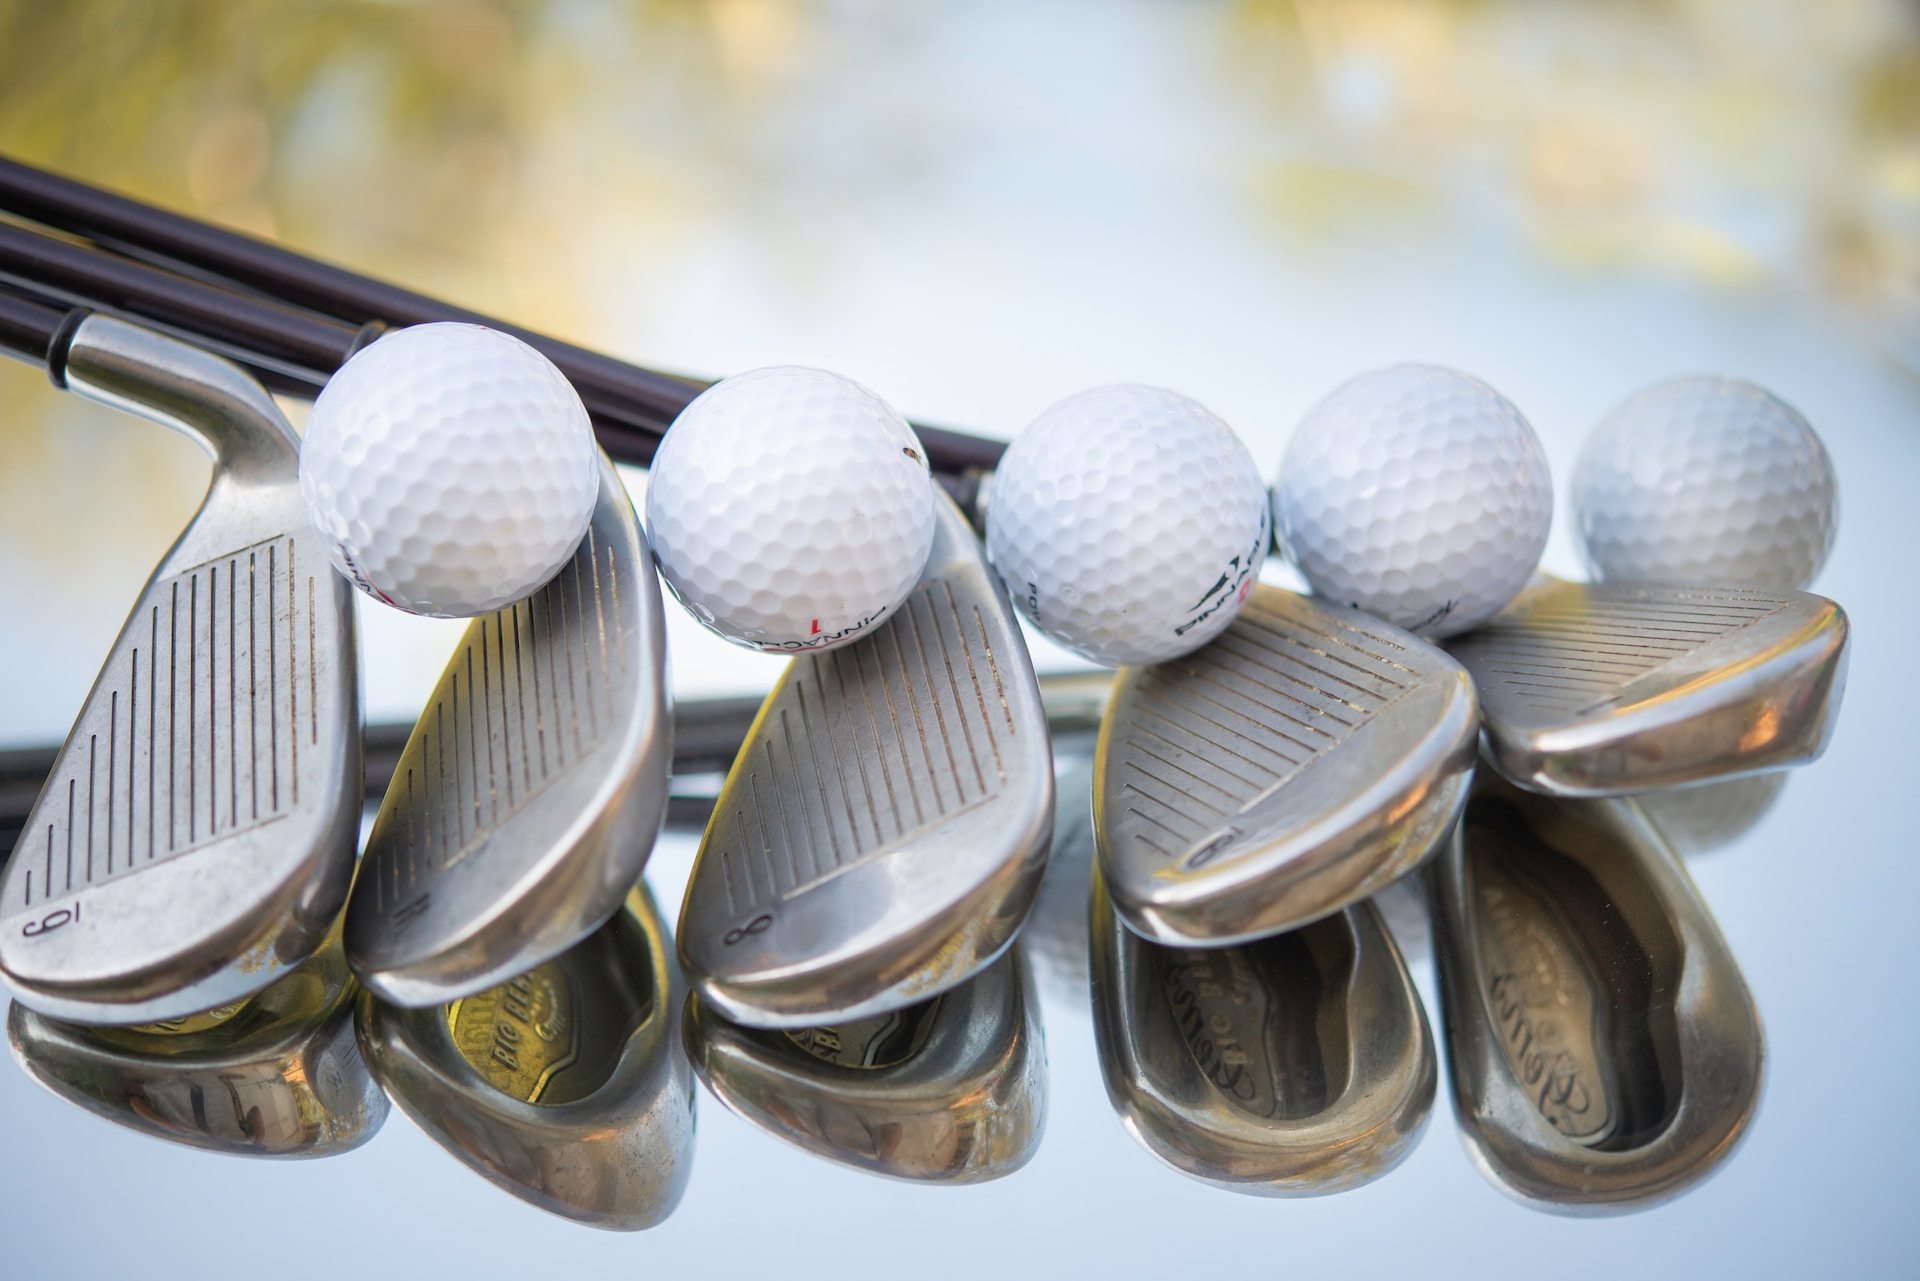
[1089,870,1435,1196]
[1428,777,1763,1213]
[683,948,1045,1183]
[679,492,1054,1028]
[1095,584,1477,947]
[1449,577,1848,797]
[356,884,694,1231]
[346,458,671,1007]
[0,314,360,1025]
[7,914,385,1158]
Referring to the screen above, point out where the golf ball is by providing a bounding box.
[646,366,935,653]
[1272,365,1552,639]
[1573,377,1838,590]
[986,385,1270,666]
[300,323,599,618]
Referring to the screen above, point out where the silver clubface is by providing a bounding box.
[683,948,1046,1183]
[1095,584,1477,947]
[1449,577,1850,797]
[347,458,670,1006]
[1090,870,1436,1196]
[1428,777,1764,1213]
[678,491,1054,1029]
[0,316,360,1025]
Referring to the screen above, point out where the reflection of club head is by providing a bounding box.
[1427,777,1764,1213]
[347,459,671,1006]
[1089,870,1435,1195]
[679,492,1054,1028]
[1636,773,1789,856]
[1449,578,1849,797]
[683,948,1045,1183]
[1095,584,1476,947]
[7,913,384,1157]
[0,317,360,1025]
[356,884,693,1231]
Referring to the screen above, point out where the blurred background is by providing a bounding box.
[0,1,1914,1275]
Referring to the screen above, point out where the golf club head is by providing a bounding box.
[678,490,1054,1028]
[1448,577,1850,797]
[346,457,671,1006]
[1089,869,1436,1196]
[0,316,360,1025]
[356,882,695,1231]
[1095,584,1477,947]
[1637,773,1789,856]
[7,912,385,1158]
[1427,776,1764,1213]
[683,947,1046,1183]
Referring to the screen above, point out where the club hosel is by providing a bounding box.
[59,313,301,483]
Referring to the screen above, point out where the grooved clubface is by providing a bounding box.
[347,459,671,1007]
[1095,584,1476,947]
[678,492,1053,1029]
[1448,578,1850,796]
[0,318,360,1025]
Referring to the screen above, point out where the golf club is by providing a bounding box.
[1094,583,1478,948]
[1448,576,1849,797]
[0,309,360,1026]
[678,490,1055,1028]
[345,456,673,1008]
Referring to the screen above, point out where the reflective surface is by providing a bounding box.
[1,2,1916,1275]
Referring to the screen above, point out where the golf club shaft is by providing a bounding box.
[0,155,1007,480]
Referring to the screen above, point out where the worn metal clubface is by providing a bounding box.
[1448,577,1849,797]
[357,884,694,1231]
[678,491,1053,1029]
[1428,777,1764,1213]
[0,316,360,1025]
[683,948,1045,1183]
[347,458,671,1007]
[1090,870,1435,1195]
[1094,584,1477,947]
[7,914,385,1158]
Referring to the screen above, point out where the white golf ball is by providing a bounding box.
[1272,365,1553,639]
[300,323,599,618]
[1573,377,1838,590]
[646,366,935,653]
[986,385,1270,666]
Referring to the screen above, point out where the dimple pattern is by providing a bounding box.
[299,323,599,618]
[645,366,936,653]
[985,384,1270,666]
[1272,364,1552,639]
[1572,377,1838,590]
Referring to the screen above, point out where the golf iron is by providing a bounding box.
[1448,576,1849,797]
[1094,583,1477,947]
[0,314,360,1025]
[346,457,671,1006]
[678,490,1054,1028]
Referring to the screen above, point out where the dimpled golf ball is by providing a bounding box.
[986,385,1270,666]
[299,323,599,618]
[1272,365,1553,639]
[1573,377,1838,590]
[646,366,935,653]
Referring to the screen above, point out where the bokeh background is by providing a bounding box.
[0,2,1914,1276]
